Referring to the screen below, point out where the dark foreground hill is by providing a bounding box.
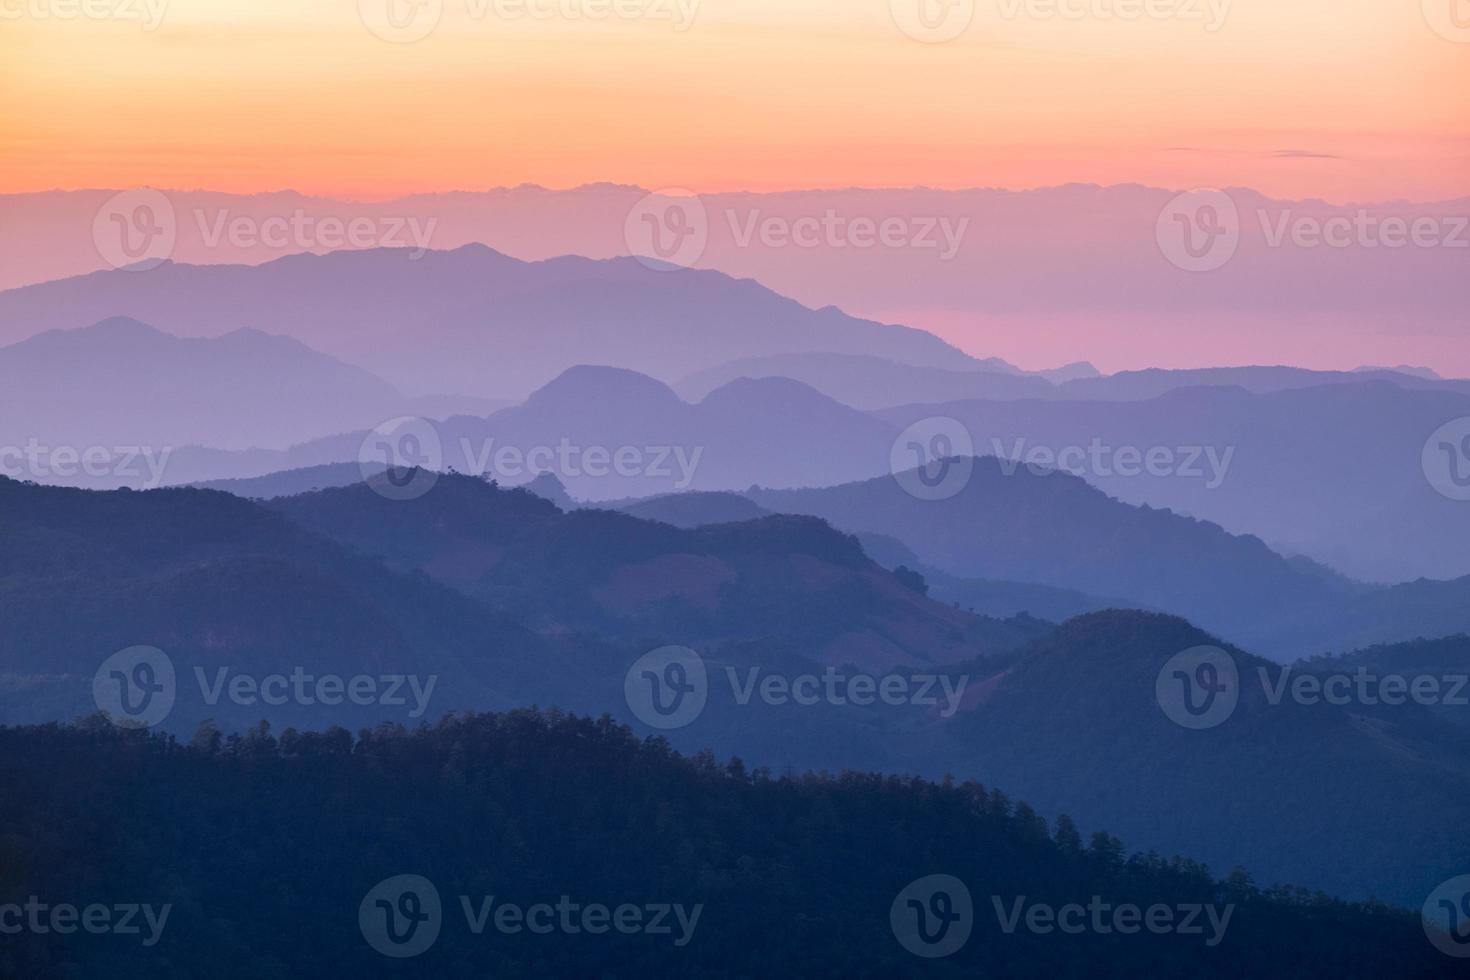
[3,476,1467,909]
[0,712,1456,980]
[923,612,1470,907]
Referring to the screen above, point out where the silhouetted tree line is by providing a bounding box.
[0,711,1453,979]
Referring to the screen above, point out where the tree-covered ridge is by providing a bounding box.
[0,711,1452,979]
[930,612,1470,906]
[268,472,1044,665]
[0,475,594,728]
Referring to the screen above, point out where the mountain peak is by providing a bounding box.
[7,316,172,354]
[81,316,169,339]
[698,374,842,410]
[1353,364,1442,380]
[523,471,574,510]
[213,326,319,355]
[524,365,683,412]
[1036,361,1101,383]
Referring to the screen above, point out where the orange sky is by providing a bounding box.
[1,0,1466,202]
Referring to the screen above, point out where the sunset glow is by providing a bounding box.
[2,0,1467,202]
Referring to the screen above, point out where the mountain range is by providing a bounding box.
[0,245,977,400]
[676,352,1465,411]
[266,472,1048,668]
[876,380,1470,583]
[0,317,503,453]
[6,301,1465,587]
[2,474,1467,908]
[2,185,1464,376]
[167,439,1470,660]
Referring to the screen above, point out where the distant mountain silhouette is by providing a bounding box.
[1355,364,1442,380]
[921,571,1134,623]
[616,491,772,527]
[521,470,577,509]
[268,473,1047,668]
[221,450,1470,659]
[149,366,903,498]
[195,466,1143,625]
[676,353,1054,409]
[27,345,1470,586]
[745,458,1347,653]
[1299,634,1470,728]
[3,185,1463,377]
[878,380,1470,582]
[0,244,978,399]
[1305,632,1470,673]
[1290,576,1470,656]
[746,462,1470,658]
[0,317,442,453]
[678,355,1466,413]
[1036,360,1102,383]
[1055,365,1468,401]
[191,461,385,498]
[611,490,1137,621]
